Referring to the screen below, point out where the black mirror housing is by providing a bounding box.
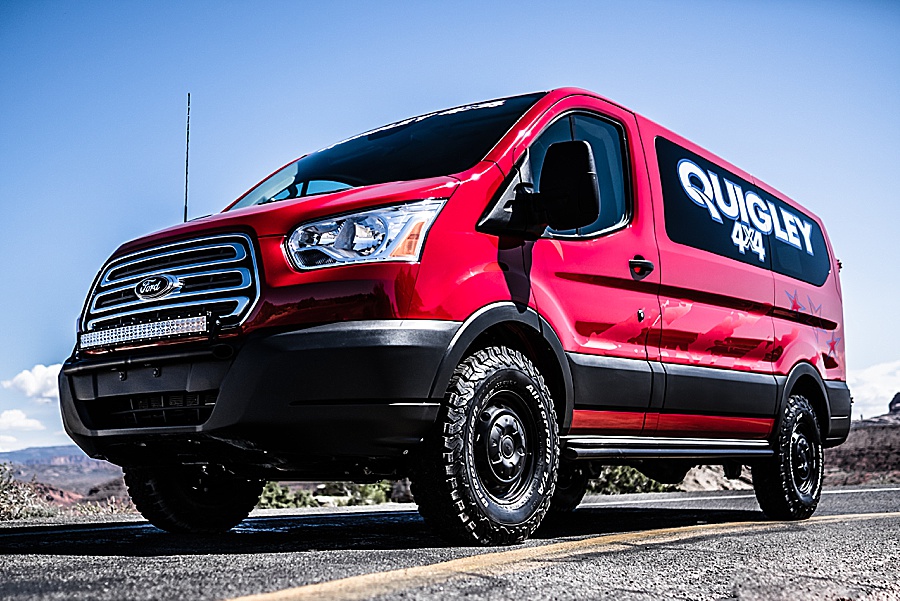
[538,140,601,231]
[476,140,601,239]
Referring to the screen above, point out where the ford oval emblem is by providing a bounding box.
[135,274,180,300]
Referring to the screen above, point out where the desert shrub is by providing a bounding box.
[258,480,406,508]
[344,481,392,506]
[0,463,57,520]
[69,497,136,516]
[586,465,677,495]
[257,482,320,509]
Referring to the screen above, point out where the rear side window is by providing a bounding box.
[769,204,830,285]
[656,137,830,286]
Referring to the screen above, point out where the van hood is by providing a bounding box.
[116,176,460,254]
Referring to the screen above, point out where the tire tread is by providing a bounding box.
[412,346,558,545]
[752,394,823,520]
[124,467,263,534]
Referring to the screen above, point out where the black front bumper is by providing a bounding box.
[60,320,460,472]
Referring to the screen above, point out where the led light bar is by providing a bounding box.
[79,315,208,349]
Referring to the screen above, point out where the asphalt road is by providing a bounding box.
[1,486,898,601]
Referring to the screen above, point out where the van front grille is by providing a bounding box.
[80,234,259,349]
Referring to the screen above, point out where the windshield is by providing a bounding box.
[228,92,545,210]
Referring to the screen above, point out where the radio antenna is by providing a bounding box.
[183,92,191,222]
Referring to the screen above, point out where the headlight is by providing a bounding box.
[285,198,446,270]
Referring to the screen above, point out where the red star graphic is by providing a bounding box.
[786,290,805,312]
[827,332,841,357]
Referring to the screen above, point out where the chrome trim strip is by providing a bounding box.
[90,268,252,314]
[100,255,249,287]
[561,435,773,460]
[82,233,260,336]
[86,297,249,331]
[562,436,771,448]
[101,241,247,286]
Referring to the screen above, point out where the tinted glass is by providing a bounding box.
[572,114,628,235]
[229,93,545,210]
[531,113,629,237]
[769,204,830,285]
[656,137,829,285]
[530,118,573,193]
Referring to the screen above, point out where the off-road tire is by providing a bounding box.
[752,394,824,520]
[124,466,264,534]
[412,346,559,545]
[548,463,589,513]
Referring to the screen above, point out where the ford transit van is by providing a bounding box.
[60,88,850,545]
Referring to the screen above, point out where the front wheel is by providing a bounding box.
[752,394,824,520]
[124,465,264,533]
[412,346,559,545]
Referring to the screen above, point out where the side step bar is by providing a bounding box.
[562,436,774,461]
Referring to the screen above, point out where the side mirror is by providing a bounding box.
[476,140,601,238]
[538,140,601,231]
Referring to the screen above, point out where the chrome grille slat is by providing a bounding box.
[81,234,259,348]
[90,268,252,315]
[85,298,248,331]
[101,242,248,286]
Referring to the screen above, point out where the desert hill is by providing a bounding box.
[0,445,122,496]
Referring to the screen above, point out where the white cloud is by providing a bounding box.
[847,359,900,420]
[0,409,45,432]
[2,363,62,404]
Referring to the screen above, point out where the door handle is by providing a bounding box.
[629,256,654,280]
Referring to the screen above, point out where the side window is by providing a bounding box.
[769,204,830,286]
[526,113,630,237]
[656,136,772,271]
[529,118,573,193]
[572,115,629,235]
[655,135,830,285]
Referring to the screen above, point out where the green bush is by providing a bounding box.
[256,482,320,509]
[257,469,671,511]
[257,480,401,508]
[586,466,677,495]
[344,481,392,506]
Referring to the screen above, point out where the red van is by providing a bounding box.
[59,88,850,545]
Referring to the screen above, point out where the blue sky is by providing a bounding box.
[1,1,898,450]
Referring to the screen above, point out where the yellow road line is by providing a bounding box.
[227,512,900,601]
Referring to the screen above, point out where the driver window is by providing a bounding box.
[529,117,575,234]
[529,113,629,237]
[572,114,628,235]
[530,118,573,194]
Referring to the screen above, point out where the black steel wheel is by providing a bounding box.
[412,346,559,545]
[752,394,824,520]
[124,465,264,534]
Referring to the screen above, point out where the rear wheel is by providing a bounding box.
[752,394,824,520]
[548,462,589,513]
[412,346,559,545]
[124,465,264,533]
